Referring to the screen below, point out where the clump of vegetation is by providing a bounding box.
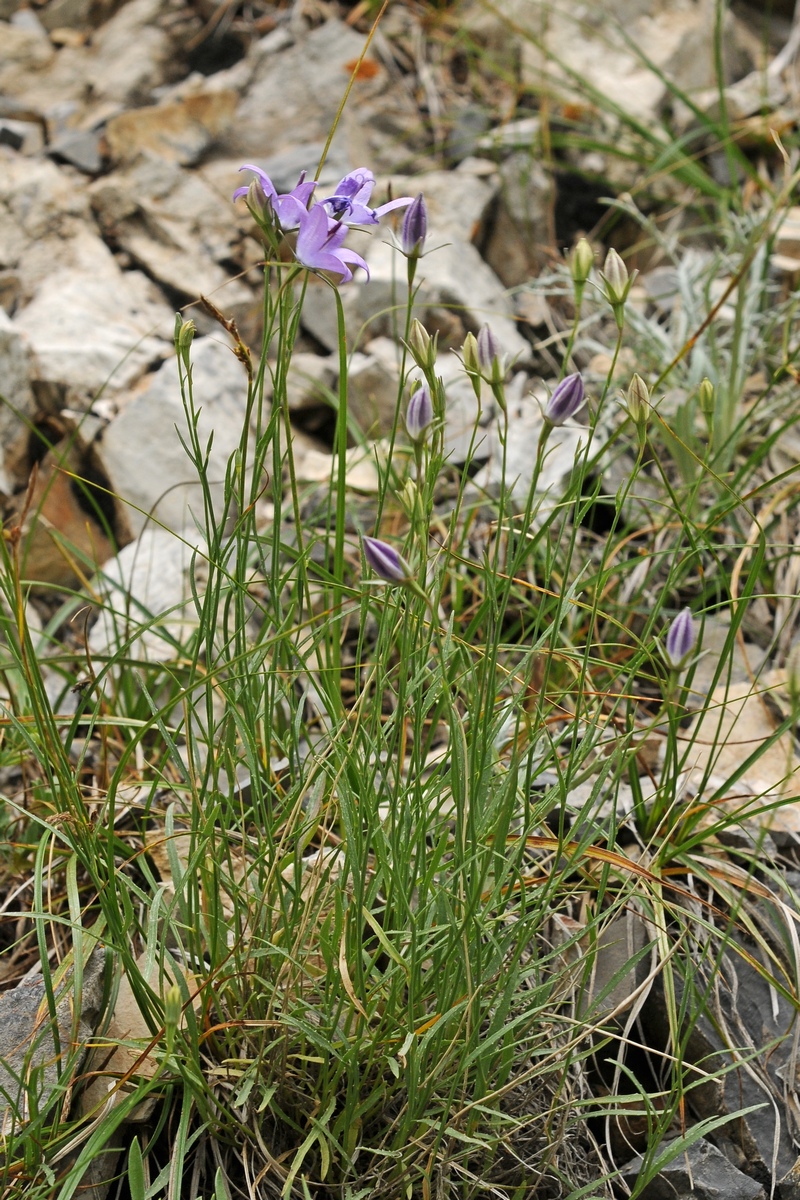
[3,2,800,1198]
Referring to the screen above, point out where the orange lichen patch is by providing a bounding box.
[344,58,381,80]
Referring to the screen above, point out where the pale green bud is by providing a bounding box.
[571,238,594,287]
[626,373,649,450]
[164,984,182,1032]
[462,332,480,376]
[626,373,649,424]
[698,377,715,416]
[787,643,800,711]
[602,248,630,305]
[175,318,195,370]
[602,248,636,331]
[408,319,436,372]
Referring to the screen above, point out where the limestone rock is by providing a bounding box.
[0,308,37,492]
[96,336,250,536]
[0,945,106,1135]
[84,0,171,106]
[622,1137,766,1200]
[232,19,374,159]
[12,228,173,400]
[105,90,238,166]
[89,156,251,311]
[89,527,208,661]
[0,152,91,243]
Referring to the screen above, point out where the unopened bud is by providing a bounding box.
[363,536,412,584]
[544,372,585,426]
[698,377,715,416]
[626,374,649,423]
[786,643,800,710]
[405,383,434,442]
[401,194,427,259]
[664,608,697,669]
[408,319,436,372]
[175,317,196,369]
[571,238,594,287]
[462,332,480,377]
[461,332,481,402]
[602,248,629,304]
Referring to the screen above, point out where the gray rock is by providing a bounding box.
[347,347,401,438]
[89,156,252,312]
[96,336,251,537]
[621,1136,765,1200]
[641,934,800,1180]
[0,945,106,1134]
[0,306,37,490]
[0,153,91,242]
[232,19,372,159]
[482,151,552,287]
[470,379,590,510]
[285,352,337,416]
[12,228,173,401]
[84,0,171,106]
[105,90,238,167]
[302,231,529,365]
[0,117,45,155]
[578,909,651,1020]
[47,128,104,175]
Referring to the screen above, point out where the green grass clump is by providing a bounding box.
[3,3,800,1197]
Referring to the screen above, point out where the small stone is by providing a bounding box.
[89,528,208,662]
[47,127,104,174]
[622,1137,765,1200]
[12,229,173,399]
[0,946,106,1135]
[0,118,45,155]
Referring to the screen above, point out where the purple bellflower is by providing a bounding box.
[665,608,697,668]
[405,383,434,442]
[294,205,369,284]
[321,169,413,226]
[233,165,316,231]
[363,536,412,583]
[544,373,585,426]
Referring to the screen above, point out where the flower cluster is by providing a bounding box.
[235,164,418,285]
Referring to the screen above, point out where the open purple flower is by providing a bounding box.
[544,373,585,426]
[294,205,369,284]
[665,608,697,668]
[363,536,411,583]
[234,164,316,231]
[321,169,413,226]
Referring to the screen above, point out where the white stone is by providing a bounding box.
[13,229,173,398]
[89,527,208,662]
[97,336,251,537]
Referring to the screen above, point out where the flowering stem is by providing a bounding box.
[329,286,349,713]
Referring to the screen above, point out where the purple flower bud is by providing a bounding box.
[665,608,697,667]
[544,373,585,426]
[405,383,434,442]
[477,324,501,373]
[401,194,427,258]
[363,536,412,583]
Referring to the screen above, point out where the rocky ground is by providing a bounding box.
[4,0,800,1196]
